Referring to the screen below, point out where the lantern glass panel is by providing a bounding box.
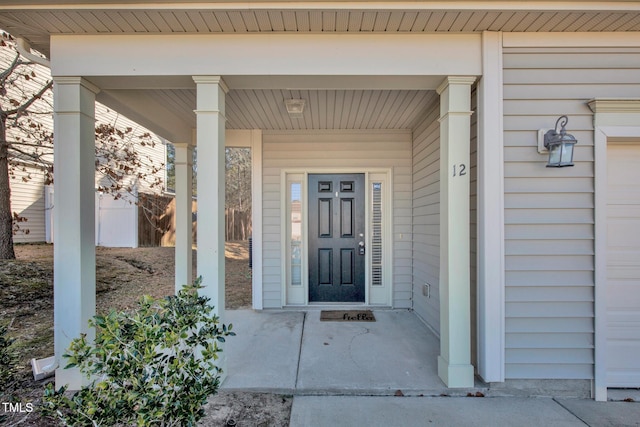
[548,143,562,166]
[547,141,576,167]
[560,142,575,166]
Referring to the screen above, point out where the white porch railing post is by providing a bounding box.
[193,76,227,319]
[53,77,99,389]
[437,76,476,388]
[174,142,194,293]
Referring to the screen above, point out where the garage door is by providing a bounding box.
[607,143,640,387]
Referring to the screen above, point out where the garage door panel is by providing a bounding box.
[607,337,640,387]
[608,190,640,205]
[607,222,640,248]
[607,291,640,309]
[606,143,640,388]
[608,374,640,388]
[607,321,640,339]
[608,340,640,363]
[608,259,640,271]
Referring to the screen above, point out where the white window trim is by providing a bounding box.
[589,98,640,402]
[281,168,392,307]
[284,173,307,306]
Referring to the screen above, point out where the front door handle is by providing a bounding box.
[358,241,365,255]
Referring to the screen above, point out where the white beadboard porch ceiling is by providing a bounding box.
[2,6,640,56]
[145,88,438,130]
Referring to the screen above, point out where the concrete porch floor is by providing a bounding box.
[221,309,481,396]
[218,310,640,427]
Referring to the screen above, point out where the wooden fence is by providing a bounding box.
[138,193,174,246]
[138,193,251,246]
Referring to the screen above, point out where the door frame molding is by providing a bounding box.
[589,98,640,401]
[281,167,393,307]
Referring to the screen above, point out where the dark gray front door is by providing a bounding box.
[308,173,365,302]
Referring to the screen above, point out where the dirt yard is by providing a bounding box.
[0,242,292,426]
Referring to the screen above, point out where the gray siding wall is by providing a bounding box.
[411,101,441,333]
[261,130,413,309]
[503,46,640,379]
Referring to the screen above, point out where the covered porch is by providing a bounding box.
[45,31,505,392]
[222,309,484,396]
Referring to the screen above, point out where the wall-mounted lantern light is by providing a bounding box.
[541,115,577,167]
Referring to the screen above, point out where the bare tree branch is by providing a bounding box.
[4,79,52,117]
[0,34,169,257]
[0,52,20,85]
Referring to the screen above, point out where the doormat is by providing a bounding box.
[320,310,376,322]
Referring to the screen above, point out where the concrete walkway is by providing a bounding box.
[222,310,640,426]
[289,396,640,427]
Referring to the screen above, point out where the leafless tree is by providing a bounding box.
[225,147,251,212]
[0,32,165,259]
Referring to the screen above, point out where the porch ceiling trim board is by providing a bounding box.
[48,33,482,79]
[504,31,640,47]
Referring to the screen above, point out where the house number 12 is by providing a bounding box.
[452,164,467,177]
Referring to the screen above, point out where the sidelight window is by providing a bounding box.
[371,182,383,287]
[289,181,302,287]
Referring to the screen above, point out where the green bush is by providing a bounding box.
[42,278,235,427]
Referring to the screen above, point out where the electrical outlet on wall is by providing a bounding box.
[422,283,431,298]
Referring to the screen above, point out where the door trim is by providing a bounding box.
[590,98,640,401]
[281,168,393,307]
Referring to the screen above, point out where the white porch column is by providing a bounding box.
[174,142,194,292]
[437,76,476,388]
[193,76,227,318]
[53,77,99,389]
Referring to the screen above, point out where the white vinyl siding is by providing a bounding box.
[261,130,412,309]
[503,45,640,379]
[11,164,47,243]
[411,100,441,333]
[95,102,168,195]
